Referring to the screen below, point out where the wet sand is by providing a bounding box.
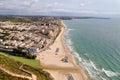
[36,22,89,80]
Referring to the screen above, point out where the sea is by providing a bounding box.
[63,18,120,80]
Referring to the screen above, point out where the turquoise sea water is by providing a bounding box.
[63,18,120,80]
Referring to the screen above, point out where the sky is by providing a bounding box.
[0,0,120,16]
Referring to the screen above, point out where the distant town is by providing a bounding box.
[0,15,110,59]
[0,16,62,59]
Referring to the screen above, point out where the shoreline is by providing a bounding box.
[36,20,89,80]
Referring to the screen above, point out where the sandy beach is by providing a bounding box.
[36,21,89,80]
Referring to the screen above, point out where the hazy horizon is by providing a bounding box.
[0,0,120,17]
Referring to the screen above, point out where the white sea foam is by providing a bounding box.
[64,28,83,63]
[65,37,120,79]
[63,21,120,80]
[102,68,120,77]
[82,60,101,78]
[100,76,107,80]
[72,52,82,62]
[64,26,101,79]
[65,28,74,36]
[65,39,73,51]
[90,60,99,71]
[82,59,120,79]
[65,32,98,78]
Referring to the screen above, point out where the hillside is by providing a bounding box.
[0,69,28,80]
[0,54,53,80]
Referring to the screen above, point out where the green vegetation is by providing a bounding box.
[0,69,29,80]
[12,48,36,59]
[23,65,53,80]
[0,32,10,39]
[0,49,36,60]
[0,52,40,68]
[10,55,40,68]
[0,48,36,60]
[0,53,53,80]
[0,54,31,77]
[0,16,40,23]
[0,16,30,23]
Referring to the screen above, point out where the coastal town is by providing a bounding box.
[0,16,89,80]
[0,16,61,58]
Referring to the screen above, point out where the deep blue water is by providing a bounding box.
[63,18,120,80]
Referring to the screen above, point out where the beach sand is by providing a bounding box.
[36,22,89,80]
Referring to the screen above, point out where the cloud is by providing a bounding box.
[39,2,64,12]
[51,8,119,15]
[0,0,39,10]
[0,0,63,13]
[46,2,63,8]
[0,0,120,15]
[24,0,39,7]
[80,3,85,7]
[0,3,3,6]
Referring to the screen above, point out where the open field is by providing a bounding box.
[0,53,53,80]
[0,52,40,68]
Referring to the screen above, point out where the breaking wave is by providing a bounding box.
[64,26,120,80]
[102,68,120,77]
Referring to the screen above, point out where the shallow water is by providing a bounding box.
[63,18,120,80]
